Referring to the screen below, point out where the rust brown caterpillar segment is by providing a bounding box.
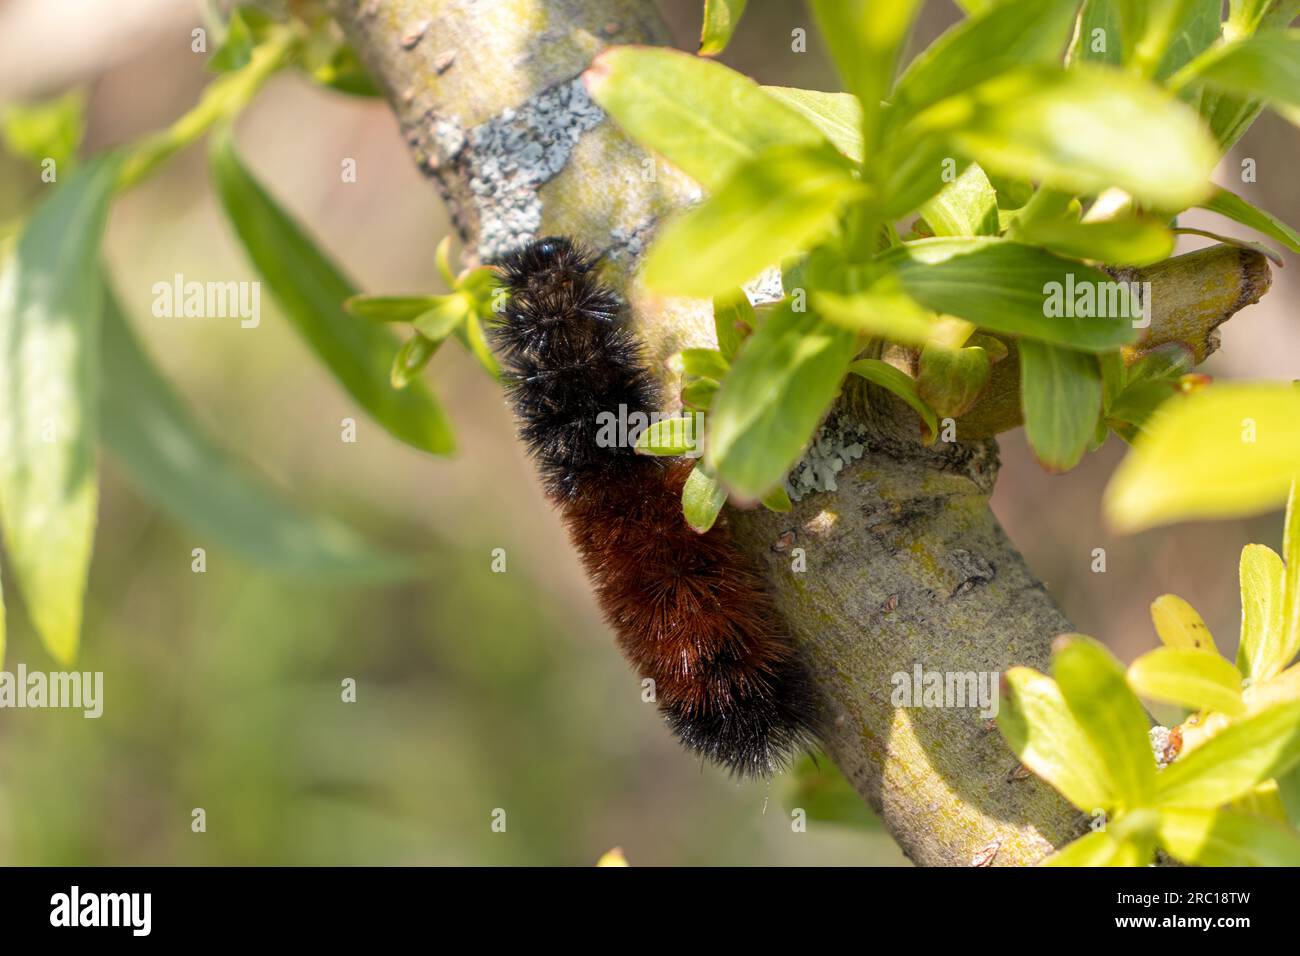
[490,236,820,776]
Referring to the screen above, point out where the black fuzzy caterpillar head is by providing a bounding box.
[491,237,662,500]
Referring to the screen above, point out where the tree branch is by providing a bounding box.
[328,0,1267,865]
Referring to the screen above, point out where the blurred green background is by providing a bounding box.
[0,0,1295,865]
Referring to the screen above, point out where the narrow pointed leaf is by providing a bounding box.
[0,154,120,663]
[210,129,454,455]
[1173,30,1300,126]
[1201,187,1300,254]
[101,288,411,577]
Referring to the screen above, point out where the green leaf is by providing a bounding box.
[1237,544,1288,681]
[344,295,442,322]
[635,416,702,457]
[1157,806,1300,866]
[1173,30,1300,126]
[784,754,880,829]
[101,286,410,578]
[711,289,753,361]
[1018,341,1103,473]
[889,0,1080,123]
[761,485,793,513]
[1127,647,1247,716]
[813,285,938,346]
[1074,0,1126,66]
[1044,831,1149,866]
[1200,187,1300,254]
[998,666,1115,812]
[0,154,120,663]
[641,144,864,298]
[1053,635,1157,807]
[1282,480,1300,677]
[682,464,728,533]
[1150,593,1218,652]
[681,378,718,411]
[698,0,748,56]
[902,66,1219,210]
[1011,218,1176,266]
[412,298,470,341]
[208,8,254,73]
[390,333,440,389]
[919,163,999,238]
[1156,700,1300,807]
[679,348,729,382]
[706,301,856,499]
[761,87,864,163]
[210,129,454,455]
[810,0,923,153]
[1104,383,1300,532]
[1149,0,1230,80]
[878,239,1138,351]
[0,89,85,173]
[584,47,829,192]
[917,343,991,419]
[848,359,939,441]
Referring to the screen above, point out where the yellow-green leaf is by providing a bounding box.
[635,416,701,457]
[584,47,829,192]
[1283,480,1300,678]
[1044,830,1150,867]
[682,464,728,533]
[1156,700,1300,808]
[1019,341,1103,473]
[848,359,939,442]
[707,302,857,499]
[1104,383,1300,532]
[919,163,999,238]
[641,144,864,298]
[1172,30,1300,127]
[1157,806,1300,866]
[1238,543,1288,681]
[1054,635,1157,807]
[698,0,748,56]
[998,665,1115,812]
[1200,187,1300,254]
[1127,647,1246,716]
[878,238,1136,351]
[1011,218,1176,266]
[917,342,991,419]
[761,87,863,163]
[902,66,1218,211]
[0,154,120,663]
[813,286,938,345]
[1150,593,1217,652]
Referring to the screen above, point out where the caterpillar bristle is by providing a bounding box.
[491,236,821,776]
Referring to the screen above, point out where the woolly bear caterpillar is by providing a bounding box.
[491,236,819,775]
